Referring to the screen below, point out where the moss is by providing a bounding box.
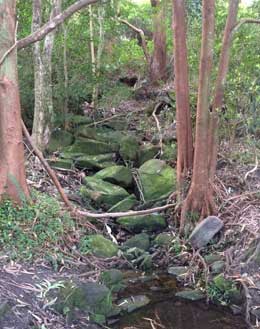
[117,214,167,233]
[80,234,118,258]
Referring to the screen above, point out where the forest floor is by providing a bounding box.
[1,92,260,329]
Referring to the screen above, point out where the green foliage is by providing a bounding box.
[0,191,74,260]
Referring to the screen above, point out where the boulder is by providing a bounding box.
[49,158,73,170]
[122,233,150,251]
[66,114,93,127]
[168,266,188,279]
[80,234,118,258]
[138,159,176,201]
[108,194,137,212]
[117,214,167,233]
[117,295,150,313]
[66,137,117,155]
[175,289,205,301]
[76,126,124,146]
[119,135,139,161]
[95,165,133,188]
[81,177,129,209]
[188,216,223,249]
[138,143,160,166]
[154,233,173,247]
[54,280,112,324]
[211,260,225,274]
[100,269,124,293]
[47,130,74,152]
[75,153,116,170]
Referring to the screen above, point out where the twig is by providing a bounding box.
[244,156,258,181]
[152,102,164,156]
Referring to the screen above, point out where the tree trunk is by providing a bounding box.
[172,0,193,194]
[32,0,61,151]
[180,0,216,231]
[150,0,167,83]
[208,0,240,181]
[0,0,29,203]
[63,23,69,129]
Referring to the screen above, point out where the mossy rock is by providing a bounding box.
[66,114,93,126]
[154,233,173,247]
[47,130,74,153]
[176,289,205,301]
[108,194,137,212]
[75,153,116,170]
[117,295,150,313]
[117,214,167,233]
[54,280,112,324]
[66,137,117,155]
[81,176,129,209]
[138,159,176,201]
[161,143,177,161]
[138,143,160,166]
[80,234,118,258]
[49,158,74,170]
[76,126,124,146]
[122,233,150,251]
[119,135,140,161]
[94,165,133,188]
[100,269,124,292]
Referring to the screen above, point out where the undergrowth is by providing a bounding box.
[0,190,74,261]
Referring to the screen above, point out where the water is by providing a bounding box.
[112,273,248,329]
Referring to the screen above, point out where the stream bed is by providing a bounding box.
[111,273,248,329]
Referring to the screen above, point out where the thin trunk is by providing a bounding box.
[92,4,105,106]
[181,0,216,231]
[150,0,167,83]
[32,0,61,151]
[172,0,193,195]
[63,23,69,129]
[89,4,96,105]
[0,0,29,203]
[208,0,240,180]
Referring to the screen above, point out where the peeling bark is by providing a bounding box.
[0,0,29,203]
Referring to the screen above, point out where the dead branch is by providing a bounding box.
[17,0,99,50]
[232,18,260,35]
[117,18,151,63]
[152,101,163,156]
[22,121,175,220]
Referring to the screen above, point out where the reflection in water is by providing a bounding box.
[112,273,247,329]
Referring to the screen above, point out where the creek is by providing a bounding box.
[111,273,247,329]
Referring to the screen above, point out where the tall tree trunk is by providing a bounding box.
[89,4,96,106]
[180,0,216,231]
[172,0,193,195]
[63,22,69,129]
[32,0,61,151]
[92,4,105,106]
[0,0,29,203]
[150,0,167,83]
[208,0,240,181]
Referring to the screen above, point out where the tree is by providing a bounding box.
[149,0,167,83]
[172,0,193,195]
[0,0,98,203]
[0,0,29,203]
[172,0,241,231]
[32,0,61,151]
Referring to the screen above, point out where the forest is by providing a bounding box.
[0,0,259,328]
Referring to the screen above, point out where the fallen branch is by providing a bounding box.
[117,18,151,63]
[22,121,175,221]
[152,101,164,156]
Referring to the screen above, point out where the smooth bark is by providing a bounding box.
[172,0,193,193]
[208,0,240,180]
[181,0,216,231]
[0,0,29,203]
[150,0,167,83]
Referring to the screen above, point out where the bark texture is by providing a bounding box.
[208,0,240,180]
[150,0,167,83]
[0,0,29,203]
[172,0,193,193]
[32,0,61,151]
[181,0,216,231]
